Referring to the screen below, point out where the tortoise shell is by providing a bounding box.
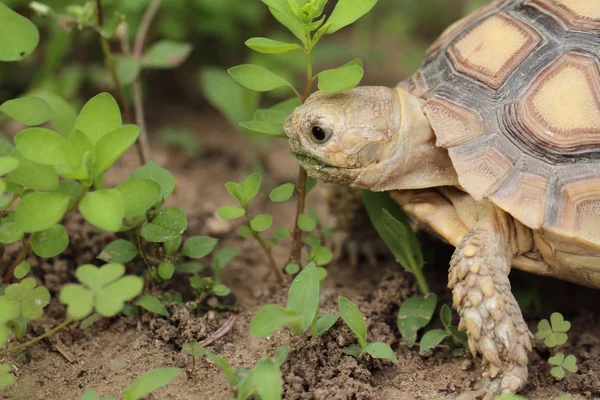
[400,0,600,263]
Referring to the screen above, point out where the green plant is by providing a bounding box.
[536,312,578,379]
[80,367,180,400]
[250,262,337,336]
[182,341,290,400]
[338,296,398,363]
[419,304,467,355]
[224,0,377,267]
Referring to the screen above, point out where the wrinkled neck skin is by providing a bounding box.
[358,88,459,192]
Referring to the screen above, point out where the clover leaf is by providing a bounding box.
[548,352,578,379]
[536,312,570,348]
[59,263,143,318]
[1,278,50,320]
[0,364,15,391]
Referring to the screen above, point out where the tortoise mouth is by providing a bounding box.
[292,150,337,171]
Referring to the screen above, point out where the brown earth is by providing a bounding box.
[1,104,599,400]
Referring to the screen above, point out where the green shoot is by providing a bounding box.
[397,294,437,347]
[536,312,578,380]
[80,367,180,400]
[338,296,397,363]
[419,305,467,354]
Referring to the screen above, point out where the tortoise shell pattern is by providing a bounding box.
[403,0,600,252]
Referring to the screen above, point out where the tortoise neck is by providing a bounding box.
[370,88,459,191]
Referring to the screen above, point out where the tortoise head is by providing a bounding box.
[284,86,404,189]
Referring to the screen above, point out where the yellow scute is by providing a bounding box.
[452,15,528,76]
[555,0,600,20]
[532,66,600,132]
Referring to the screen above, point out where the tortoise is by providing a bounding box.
[284,0,600,395]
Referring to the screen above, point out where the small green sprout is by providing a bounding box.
[182,341,289,400]
[80,367,180,400]
[536,312,571,347]
[1,278,50,321]
[59,263,143,319]
[0,364,15,391]
[536,312,578,380]
[338,296,398,363]
[134,294,169,318]
[548,352,578,379]
[419,305,467,354]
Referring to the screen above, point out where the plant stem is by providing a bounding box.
[254,231,284,284]
[130,0,162,165]
[413,269,430,295]
[96,0,132,124]
[289,31,314,266]
[2,239,31,284]
[0,317,75,357]
[136,229,154,274]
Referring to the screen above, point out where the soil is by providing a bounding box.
[1,103,599,400]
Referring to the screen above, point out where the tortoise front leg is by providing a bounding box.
[449,206,533,396]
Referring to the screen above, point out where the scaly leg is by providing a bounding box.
[449,205,533,396]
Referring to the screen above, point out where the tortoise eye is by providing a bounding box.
[311,126,332,143]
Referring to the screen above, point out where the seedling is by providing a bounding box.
[536,312,579,380]
[80,367,180,400]
[182,341,289,400]
[338,296,398,363]
[419,304,467,354]
[250,263,337,337]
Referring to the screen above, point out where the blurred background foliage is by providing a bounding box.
[0,0,491,136]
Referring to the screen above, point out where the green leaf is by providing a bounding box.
[142,40,192,69]
[60,180,83,198]
[57,129,93,180]
[158,262,175,280]
[245,37,302,54]
[60,284,94,318]
[115,55,140,85]
[0,363,15,390]
[97,239,138,263]
[229,64,297,94]
[121,368,180,400]
[242,173,261,204]
[9,149,59,191]
[316,312,339,335]
[309,245,333,265]
[130,161,176,199]
[30,91,77,136]
[287,263,320,332]
[4,278,50,320]
[239,120,287,138]
[254,358,283,400]
[338,296,367,348]
[141,207,188,242]
[15,127,67,166]
[343,345,362,358]
[548,352,565,366]
[551,366,565,379]
[74,93,122,145]
[0,2,39,61]
[213,247,238,270]
[563,354,578,373]
[116,178,162,217]
[397,294,437,347]
[0,222,23,244]
[183,236,218,259]
[550,312,571,333]
[440,304,452,329]
[201,349,237,387]
[239,225,253,238]
[0,97,51,126]
[318,65,364,93]
[95,276,144,316]
[250,214,273,232]
[218,206,245,220]
[419,329,449,353]
[13,261,30,279]
[79,190,125,232]
[212,284,231,296]
[94,125,141,176]
[285,263,300,275]
[326,0,378,34]
[135,294,169,317]
[363,342,398,363]
[270,183,295,202]
[274,344,291,367]
[268,7,306,45]
[273,227,291,240]
[297,213,316,232]
[0,156,19,176]
[251,304,299,337]
[31,224,69,258]
[15,191,69,233]
[164,236,181,256]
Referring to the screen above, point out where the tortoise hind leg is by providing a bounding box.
[449,204,533,396]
